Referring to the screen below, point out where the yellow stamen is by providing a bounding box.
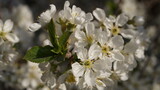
[111,27,120,35]
[0,32,6,37]
[66,73,76,83]
[86,36,93,44]
[83,59,93,68]
[102,45,111,56]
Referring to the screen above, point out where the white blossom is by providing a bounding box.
[93,8,106,23]
[28,4,56,32]
[97,29,125,61]
[104,14,137,39]
[21,62,46,90]
[75,22,97,48]
[59,1,93,26]
[0,19,19,43]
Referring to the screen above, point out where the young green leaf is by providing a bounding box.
[47,19,60,53]
[59,30,72,51]
[24,45,55,63]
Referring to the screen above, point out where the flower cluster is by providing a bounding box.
[26,1,145,90]
[0,19,19,63]
[0,19,20,89]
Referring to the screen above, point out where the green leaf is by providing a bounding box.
[59,30,72,50]
[47,19,60,53]
[24,46,55,63]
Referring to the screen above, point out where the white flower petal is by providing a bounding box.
[119,73,128,81]
[39,10,52,25]
[63,1,71,19]
[93,60,111,71]
[121,29,136,39]
[64,1,70,8]
[43,39,52,46]
[77,48,88,60]
[3,19,13,32]
[102,78,114,86]
[101,57,113,68]
[85,13,93,22]
[111,35,124,50]
[59,84,67,90]
[64,8,72,19]
[31,79,38,88]
[75,41,88,48]
[75,29,86,40]
[50,4,56,17]
[135,46,145,59]
[72,5,79,12]
[124,54,137,71]
[96,80,106,88]
[84,69,95,87]
[128,58,137,71]
[93,8,106,22]
[113,61,121,71]
[76,77,85,89]
[85,22,95,36]
[113,61,126,72]
[104,18,113,29]
[112,51,125,61]
[124,40,138,53]
[28,23,41,32]
[22,79,30,87]
[5,33,19,43]
[127,54,135,64]
[74,17,85,24]
[93,60,104,71]
[109,15,116,22]
[116,13,128,26]
[98,30,109,45]
[72,62,85,77]
[88,43,101,60]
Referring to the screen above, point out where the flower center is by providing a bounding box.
[110,72,120,81]
[111,27,120,35]
[72,12,78,17]
[102,45,111,56]
[0,32,6,37]
[87,36,93,44]
[83,59,93,68]
[66,73,76,83]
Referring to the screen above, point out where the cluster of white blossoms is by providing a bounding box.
[0,19,19,63]
[20,62,50,90]
[0,19,20,89]
[0,6,50,89]
[28,1,145,90]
